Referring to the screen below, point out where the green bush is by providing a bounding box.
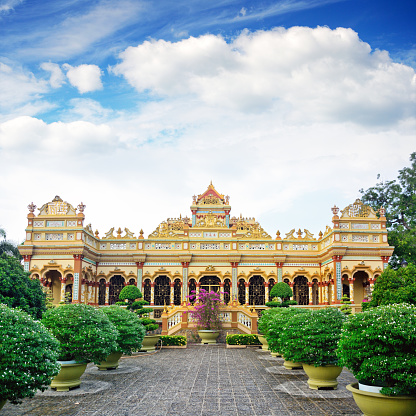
[269,282,293,301]
[102,306,146,354]
[118,285,143,309]
[160,335,187,346]
[337,303,416,396]
[0,253,46,319]
[257,307,282,336]
[0,304,60,404]
[279,308,346,366]
[265,299,298,308]
[266,308,309,354]
[226,334,260,345]
[41,304,118,363]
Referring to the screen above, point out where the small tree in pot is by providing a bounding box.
[118,285,143,310]
[132,300,160,351]
[41,304,118,390]
[257,307,282,352]
[279,308,346,389]
[97,306,146,370]
[0,304,60,410]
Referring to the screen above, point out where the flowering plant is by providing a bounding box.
[188,289,223,330]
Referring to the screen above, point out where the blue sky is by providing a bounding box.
[0,0,415,242]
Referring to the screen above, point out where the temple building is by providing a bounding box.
[19,184,393,317]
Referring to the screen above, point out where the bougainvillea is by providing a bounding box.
[188,289,223,330]
[337,303,416,396]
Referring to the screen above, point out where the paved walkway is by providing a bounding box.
[4,345,361,416]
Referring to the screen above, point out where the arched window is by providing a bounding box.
[143,279,151,303]
[129,278,136,286]
[109,275,125,305]
[249,275,265,305]
[293,276,309,305]
[238,279,246,305]
[174,278,181,305]
[312,279,319,305]
[98,279,106,305]
[223,279,231,304]
[268,278,276,301]
[189,279,196,304]
[199,276,220,293]
[154,275,171,306]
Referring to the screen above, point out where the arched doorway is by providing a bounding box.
[154,275,171,306]
[98,279,106,305]
[268,278,276,301]
[293,276,309,305]
[238,279,246,305]
[174,278,181,305]
[109,275,125,305]
[223,278,231,304]
[199,276,220,293]
[249,275,265,305]
[189,278,196,304]
[312,279,319,305]
[143,279,151,303]
[352,270,369,303]
[44,269,62,305]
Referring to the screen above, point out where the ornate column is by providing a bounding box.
[86,281,91,304]
[72,254,84,303]
[219,282,224,302]
[181,262,189,304]
[323,282,329,305]
[318,282,323,305]
[231,262,239,301]
[225,209,230,227]
[60,277,67,303]
[136,262,144,291]
[191,210,197,227]
[275,262,283,283]
[170,283,174,305]
[93,281,99,305]
[150,283,155,306]
[23,255,32,273]
[264,282,269,303]
[348,278,355,303]
[244,282,249,305]
[329,279,336,304]
[80,278,87,303]
[368,277,376,294]
[195,282,200,298]
[308,282,313,305]
[105,282,110,305]
[332,255,343,303]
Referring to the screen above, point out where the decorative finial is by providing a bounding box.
[319,231,323,238]
[27,202,36,213]
[297,229,302,238]
[116,227,122,238]
[192,195,197,204]
[276,230,281,239]
[225,195,230,204]
[95,230,99,237]
[77,202,86,213]
[331,205,339,215]
[379,206,386,216]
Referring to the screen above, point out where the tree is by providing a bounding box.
[269,282,293,301]
[118,285,142,309]
[0,253,46,319]
[360,152,416,268]
[0,227,21,259]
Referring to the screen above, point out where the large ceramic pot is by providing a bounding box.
[96,351,123,371]
[257,335,269,350]
[51,361,88,392]
[283,358,303,370]
[140,335,160,352]
[198,330,220,344]
[270,352,281,357]
[346,383,416,416]
[302,364,343,390]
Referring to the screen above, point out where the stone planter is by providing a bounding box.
[140,335,160,352]
[283,359,303,370]
[346,383,416,416]
[51,361,88,391]
[257,335,269,350]
[226,344,246,349]
[162,345,187,349]
[302,363,343,390]
[96,351,123,371]
[270,352,281,357]
[198,330,220,344]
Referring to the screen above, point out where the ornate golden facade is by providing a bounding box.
[19,184,393,313]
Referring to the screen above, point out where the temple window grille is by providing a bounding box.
[238,279,246,305]
[284,278,290,284]
[249,275,265,305]
[312,279,319,305]
[174,278,181,305]
[293,275,309,305]
[98,279,106,305]
[143,279,151,303]
[223,279,231,304]
[199,275,220,293]
[154,275,171,306]
[109,275,125,305]
[268,278,275,301]
[128,278,136,286]
[189,279,196,304]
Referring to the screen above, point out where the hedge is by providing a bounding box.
[226,334,260,345]
[160,335,187,346]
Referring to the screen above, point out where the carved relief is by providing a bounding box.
[341,199,376,218]
[103,228,115,239]
[195,211,226,228]
[241,222,271,239]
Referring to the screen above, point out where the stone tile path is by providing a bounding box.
[3,345,361,416]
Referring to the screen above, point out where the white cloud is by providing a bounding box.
[112,27,416,126]
[63,64,103,93]
[40,62,65,88]
[0,0,23,14]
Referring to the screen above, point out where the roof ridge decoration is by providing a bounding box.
[241,222,271,239]
[193,182,229,206]
[341,199,377,218]
[37,196,76,216]
[194,211,227,228]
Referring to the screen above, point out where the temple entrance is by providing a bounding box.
[109,275,125,305]
[154,275,171,306]
[294,276,309,305]
[249,275,265,305]
[65,284,73,303]
[199,276,220,293]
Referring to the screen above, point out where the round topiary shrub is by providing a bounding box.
[41,303,118,363]
[0,304,61,404]
[337,303,416,396]
[118,285,143,309]
[279,307,346,366]
[102,306,146,354]
[269,282,293,302]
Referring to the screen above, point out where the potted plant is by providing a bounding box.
[97,306,146,370]
[337,303,416,416]
[0,304,60,410]
[133,300,160,351]
[267,308,309,369]
[279,307,346,389]
[189,289,222,344]
[41,304,118,391]
[257,307,282,353]
[118,284,143,310]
